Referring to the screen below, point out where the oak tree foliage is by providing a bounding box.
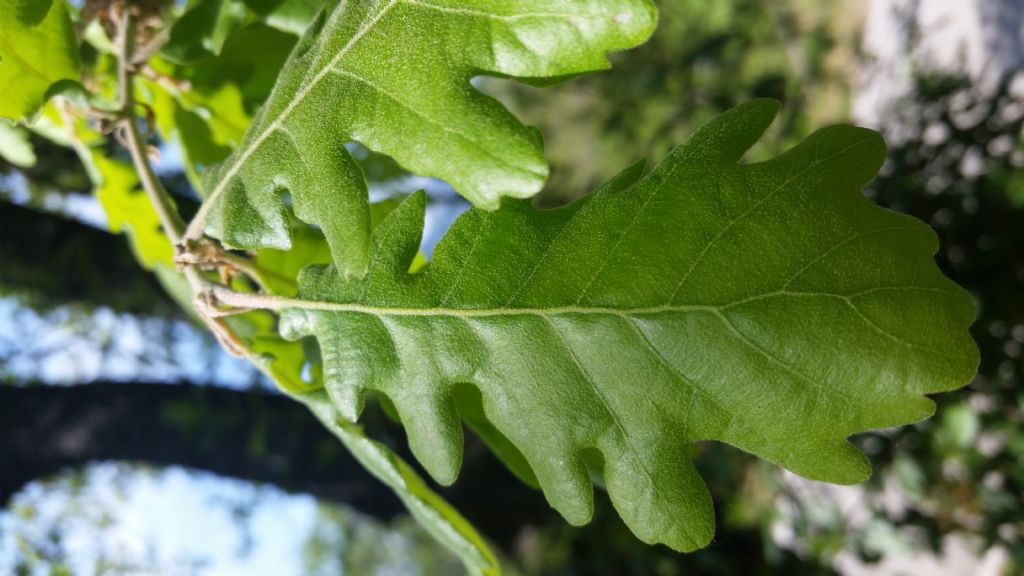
[0,0,978,571]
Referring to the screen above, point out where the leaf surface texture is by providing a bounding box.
[201,0,657,276]
[279,100,979,551]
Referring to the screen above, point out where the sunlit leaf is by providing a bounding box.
[200,0,657,278]
[277,101,979,551]
[185,23,298,108]
[0,0,80,121]
[91,153,175,269]
[144,76,248,186]
[245,0,328,35]
[0,120,36,167]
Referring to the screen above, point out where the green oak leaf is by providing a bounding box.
[199,0,657,278]
[144,76,248,187]
[150,259,502,573]
[92,153,176,269]
[185,24,298,109]
[255,198,406,295]
[276,100,979,552]
[0,120,36,167]
[0,0,80,121]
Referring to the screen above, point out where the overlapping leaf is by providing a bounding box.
[161,0,327,62]
[277,100,979,551]
[246,0,327,34]
[200,0,657,277]
[0,0,79,121]
[162,0,248,63]
[144,76,249,187]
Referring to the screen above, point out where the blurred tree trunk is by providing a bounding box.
[0,202,177,314]
[0,382,399,514]
[0,382,552,542]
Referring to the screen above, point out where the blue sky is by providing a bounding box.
[0,462,459,575]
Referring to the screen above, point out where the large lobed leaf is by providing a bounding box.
[277,100,979,551]
[200,0,657,277]
[0,0,79,121]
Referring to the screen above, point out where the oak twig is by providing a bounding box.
[115,3,186,245]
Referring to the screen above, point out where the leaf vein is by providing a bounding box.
[439,212,492,306]
[327,66,533,177]
[544,315,679,533]
[669,136,878,304]
[623,316,726,432]
[780,225,921,290]
[198,0,400,220]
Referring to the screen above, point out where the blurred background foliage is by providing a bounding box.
[487,0,863,203]
[1,0,1022,574]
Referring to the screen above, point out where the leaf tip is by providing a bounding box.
[829,441,874,485]
[673,98,781,165]
[596,158,647,195]
[398,394,465,487]
[327,383,366,423]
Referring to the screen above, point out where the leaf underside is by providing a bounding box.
[202,0,657,277]
[278,100,979,552]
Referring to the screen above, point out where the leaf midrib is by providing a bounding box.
[266,285,953,318]
[263,283,968,360]
[195,0,401,226]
